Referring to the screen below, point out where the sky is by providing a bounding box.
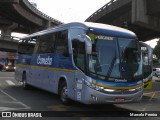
[13,0,158,48]
[12,0,110,39]
[145,39,158,48]
[28,0,109,23]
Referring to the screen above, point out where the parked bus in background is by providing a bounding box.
[139,42,153,90]
[15,22,152,104]
[0,56,16,71]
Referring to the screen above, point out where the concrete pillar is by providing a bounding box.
[146,0,160,16]
[46,19,51,28]
[132,0,160,32]
[1,27,12,40]
[1,27,12,36]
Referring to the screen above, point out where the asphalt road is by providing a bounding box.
[0,72,160,120]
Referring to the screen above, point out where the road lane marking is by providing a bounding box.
[144,91,160,95]
[0,89,16,101]
[0,77,14,79]
[149,92,156,102]
[0,107,30,111]
[48,105,68,111]
[142,91,160,111]
[0,89,30,111]
[6,80,15,86]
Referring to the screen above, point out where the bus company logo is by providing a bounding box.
[37,55,52,65]
[115,79,127,82]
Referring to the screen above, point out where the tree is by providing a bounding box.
[153,39,160,59]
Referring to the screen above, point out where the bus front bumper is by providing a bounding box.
[81,85,143,104]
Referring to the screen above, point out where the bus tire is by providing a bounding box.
[22,73,30,90]
[59,82,71,105]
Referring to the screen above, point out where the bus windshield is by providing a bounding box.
[87,33,142,82]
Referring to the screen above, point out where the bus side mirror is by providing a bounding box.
[83,35,92,54]
[72,34,92,54]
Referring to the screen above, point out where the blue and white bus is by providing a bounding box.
[15,22,150,104]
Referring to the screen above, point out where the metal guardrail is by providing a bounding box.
[86,0,118,21]
[0,34,20,42]
[23,0,63,25]
[86,0,131,21]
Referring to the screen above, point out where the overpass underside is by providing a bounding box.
[86,0,160,41]
[0,38,18,52]
[0,1,41,33]
[0,0,62,52]
[0,0,62,34]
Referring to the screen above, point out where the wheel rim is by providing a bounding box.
[61,85,68,103]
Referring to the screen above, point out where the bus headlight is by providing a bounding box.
[5,66,9,69]
[136,85,143,91]
[84,76,93,86]
[129,86,143,92]
[104,88,115,92]
[84,77,104,91]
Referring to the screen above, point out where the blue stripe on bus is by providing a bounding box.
[16,54,76,70]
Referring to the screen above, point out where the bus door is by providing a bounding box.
[72,40,86,101]
[53,30,75,99]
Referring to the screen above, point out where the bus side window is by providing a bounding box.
[55,30,69,57]
[18,38,36,54]
[36,33,56,54]
[72,41,85,71]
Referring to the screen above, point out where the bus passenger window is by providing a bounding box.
[18,38,36,54]
[36,33,56,54]
[55,30,69,57]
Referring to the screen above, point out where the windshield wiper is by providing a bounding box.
[105,51,117,80]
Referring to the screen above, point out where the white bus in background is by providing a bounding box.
[139,42,153,89]
[15,22,152,104]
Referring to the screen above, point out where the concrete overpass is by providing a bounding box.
[0,0,62,52]
[86,0,160,41]
[0,0,62,36]
[0,34,19,52]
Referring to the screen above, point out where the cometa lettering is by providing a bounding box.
[37,55,52,65]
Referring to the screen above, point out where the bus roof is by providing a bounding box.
[22,22,136,39]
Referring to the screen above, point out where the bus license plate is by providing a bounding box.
[115,97,125,102]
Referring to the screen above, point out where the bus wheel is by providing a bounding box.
[59,82,70,105]
[22,73,29,90]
